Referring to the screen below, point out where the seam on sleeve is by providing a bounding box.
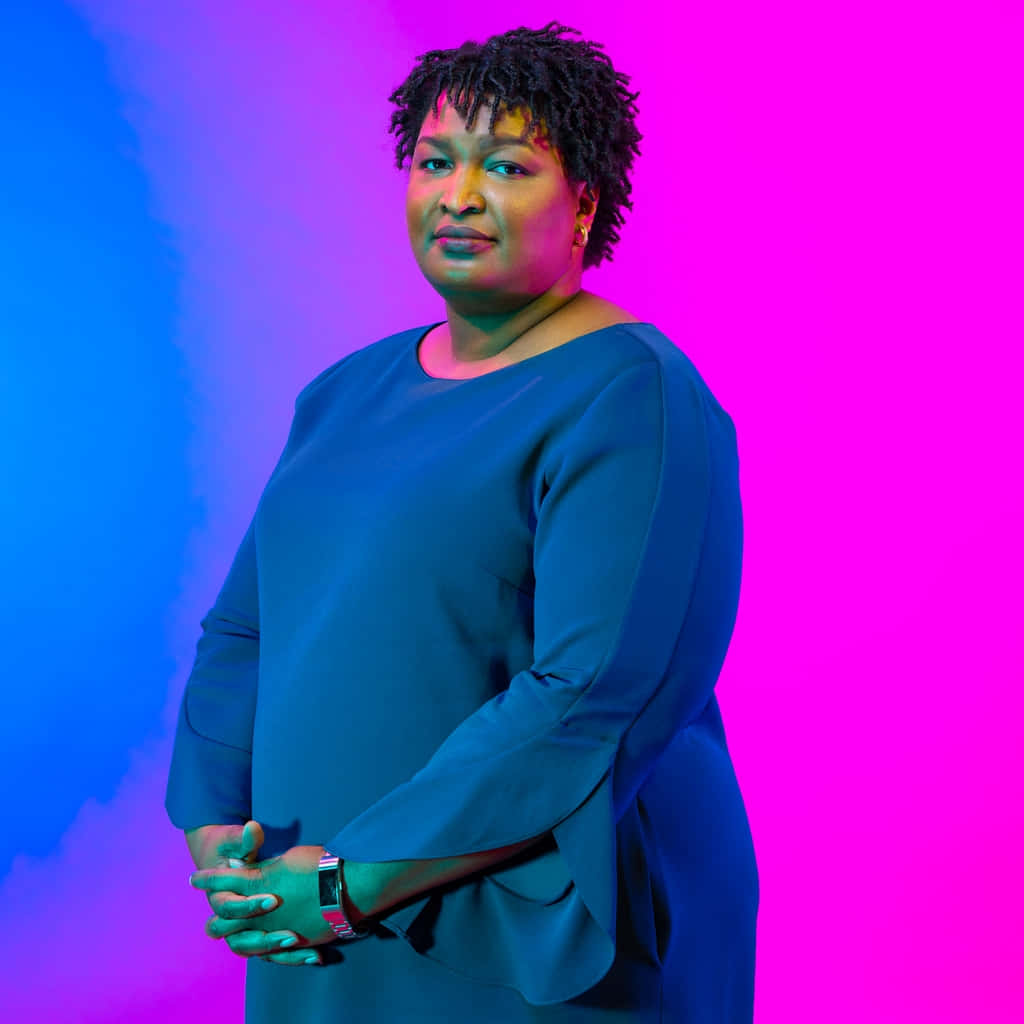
[551,360,669,727]
[621,389,716,741]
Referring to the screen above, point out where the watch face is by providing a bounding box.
[318,862,340,908]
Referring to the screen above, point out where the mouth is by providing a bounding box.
[433,232,493,241]
[434,236,495,252]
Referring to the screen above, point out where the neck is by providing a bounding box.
[441,286,586,364]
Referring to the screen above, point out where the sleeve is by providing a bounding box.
[325,358,744,1005]
[164,515,260,830]
[164,353,355,831]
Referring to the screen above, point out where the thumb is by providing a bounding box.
[216,820,264,865]
[239,820,265,861]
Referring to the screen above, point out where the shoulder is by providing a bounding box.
[577,317,735,435]
[571,291,644,331]
[294,352,356,408]
[293,324,427,408]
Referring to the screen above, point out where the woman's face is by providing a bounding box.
[406,93,590,313]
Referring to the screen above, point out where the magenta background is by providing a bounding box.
[3,2,1021,1021]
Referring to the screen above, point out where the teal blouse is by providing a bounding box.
[166,321,758,1022]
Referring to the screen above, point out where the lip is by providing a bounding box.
[433,227,493,239]
[435,236,494,252]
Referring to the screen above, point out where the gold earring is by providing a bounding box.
[575,223,590,248]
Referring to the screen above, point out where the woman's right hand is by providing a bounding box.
[185,820,321,966]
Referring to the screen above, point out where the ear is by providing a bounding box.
[577,182,600,219]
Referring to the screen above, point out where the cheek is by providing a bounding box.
[520,199,572,239]
[512,210,572,260]
[405,190,427,228]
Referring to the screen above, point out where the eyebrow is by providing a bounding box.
[415,134,535,152]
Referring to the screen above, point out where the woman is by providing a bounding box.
[170,21,759,1022]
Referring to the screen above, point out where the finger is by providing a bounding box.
[190,867,257,894]
[233,934,322,966]
[204,901,278,937]
[207,909,269,939]
[223,929,317,962]
[209,892,279,920]
[262,949,322,966]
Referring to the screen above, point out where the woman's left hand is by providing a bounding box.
[190,844,337,952]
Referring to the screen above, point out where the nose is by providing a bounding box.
[440,167,484,214]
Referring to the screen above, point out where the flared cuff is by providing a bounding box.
[165,693,252,830]
[325,734,620,1005]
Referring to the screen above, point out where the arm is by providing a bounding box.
[165,521,260,831]
[169,535,327,965]
[172,360,359,965]
[193,831,553,943]
[167,477,303,961]
[185,825,233,870]
[343,832,550,924]
[165,351,346,832]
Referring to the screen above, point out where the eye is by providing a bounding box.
[416,158,527,177]
[492,163,526,177]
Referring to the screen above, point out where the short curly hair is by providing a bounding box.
[386,21,643,270]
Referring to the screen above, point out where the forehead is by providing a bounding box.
[416,93,557,155]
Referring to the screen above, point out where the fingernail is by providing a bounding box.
[260,897,276,910]
[187,875,195,886]
[304,954,319,964]
[279,936,298,948]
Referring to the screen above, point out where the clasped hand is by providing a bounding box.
[186,821,337,966]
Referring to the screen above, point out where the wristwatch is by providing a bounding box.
[318,852,372,940]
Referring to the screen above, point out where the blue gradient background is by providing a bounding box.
[2,0,194,877]
[2,2,1021,1021]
